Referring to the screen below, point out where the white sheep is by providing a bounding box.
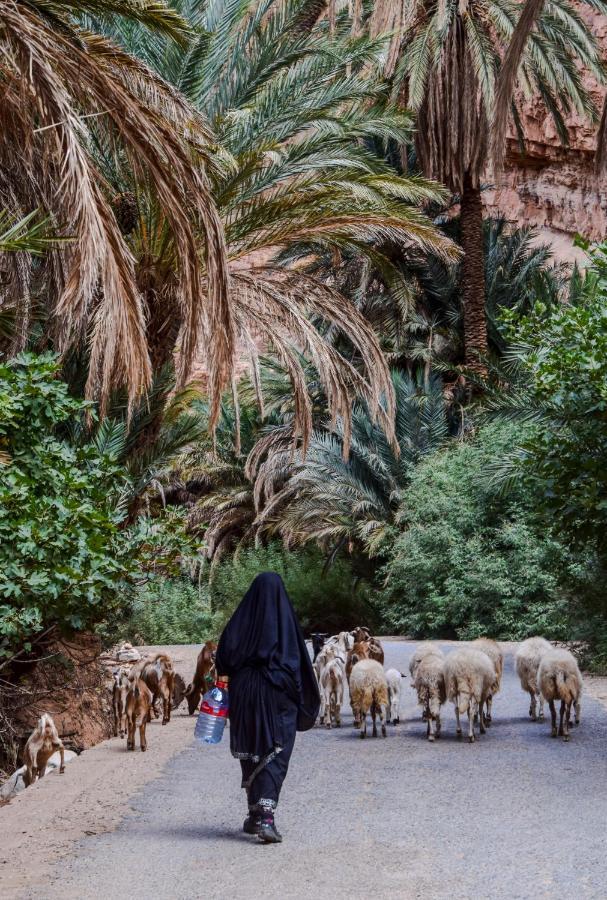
[444,648,497,743]
[413,655,446,741]
[515,636,553,721]
[471,637,504,723]
[349,659,388,739]
[385,668,404,724]
[319,657,346,728]
[409,642,444,680]
[538,648,582,741]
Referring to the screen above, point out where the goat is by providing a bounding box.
[538,648,583,741]
[125,678,152,751]
[515,636,552,721]
[385,668,404,724]
[135,653,175,724]
[23,714,65,787]
[112,667,130,738]
[349,659,388,739]
[185,641,217,716]
[319,657,346,728]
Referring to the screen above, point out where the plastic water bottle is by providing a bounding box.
[195,679,229,744]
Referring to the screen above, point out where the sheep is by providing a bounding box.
[515,636,553,721]
[409,643,444,720]
[538,648,583,742]
[125,678,152,751]
[349,659,388,739]
[319,657,346,728]
[385,668,404,724]
[444,648,497,743]
[413,655,446,742]
[23,714,65,787]
[471,638,504,723]
[112,666,130,738]
[408,642,444,680]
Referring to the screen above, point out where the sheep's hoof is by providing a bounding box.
[485,714,492,723]
[393,718,400,725]
[551,728,558,738]
[59,767,65,774]
[563,734,570,742]
[538,713,544,721]
[468,735,475,744]
[325,723,332,730]
[456,729,462,737]
[141,746,146,752]
[428,734,435,743]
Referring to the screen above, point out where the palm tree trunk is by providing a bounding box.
[460,175,487,374]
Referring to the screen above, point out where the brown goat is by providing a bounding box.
[133,653,175,725]
[125,679,152,751]
[23,714,65,786]
[185,641,217,715]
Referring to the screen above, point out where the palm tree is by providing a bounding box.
[0,0,229,414]
[368,0,605,372]
[91,0,459,448]
[247,369,454,556]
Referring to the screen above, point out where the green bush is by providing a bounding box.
[0,353,184,656]
[381,422,576,640]
[125,576,222,645]
[209,543,379,634]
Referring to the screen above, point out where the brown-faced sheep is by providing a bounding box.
[349,659,388,739]
[471,638,504,723]
[413,655,446,741]
[538,648,582,742]
[515,636,552,721]
[444,648,497,743]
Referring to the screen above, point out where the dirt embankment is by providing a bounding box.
[0,644,200,897]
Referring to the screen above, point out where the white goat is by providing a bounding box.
[385,668,404,724]
[444,648,497,743]
[515,636,552,721]
[319,657,346,728]
[349,659,388,739]
[413,655,446,741]
[538,648,583,741]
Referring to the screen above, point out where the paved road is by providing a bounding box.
[30,642,607,900]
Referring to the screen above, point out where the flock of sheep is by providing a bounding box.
[312,631,584,743]
[18,633,584,789]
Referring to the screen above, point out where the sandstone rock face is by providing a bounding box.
[483,6,607,262]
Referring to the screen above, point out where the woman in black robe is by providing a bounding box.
[215,571,320,843]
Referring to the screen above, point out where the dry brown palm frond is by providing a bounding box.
[368,0,410,78]
[0,5,230,416]
[223,269,397,456]
[490,0,546,175]
[416,17,488,193]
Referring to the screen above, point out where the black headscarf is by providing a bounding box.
[215,572,319,762]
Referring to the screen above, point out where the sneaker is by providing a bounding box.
[243,813,262,835]
[258,818,282,843]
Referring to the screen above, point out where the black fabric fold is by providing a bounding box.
[215,571,320,763]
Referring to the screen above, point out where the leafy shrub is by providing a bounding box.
[0,353,184,656]
[210,543,379,634]
[125,576,221,645]
[381,423,576,640]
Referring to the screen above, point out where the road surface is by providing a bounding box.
[14,642,607,899]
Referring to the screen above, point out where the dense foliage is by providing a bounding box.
[381,423,576,640]
[0,355,183,657]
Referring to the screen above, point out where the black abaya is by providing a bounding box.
[215,572,319,807]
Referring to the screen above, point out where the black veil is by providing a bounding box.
[215,572,319,762]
